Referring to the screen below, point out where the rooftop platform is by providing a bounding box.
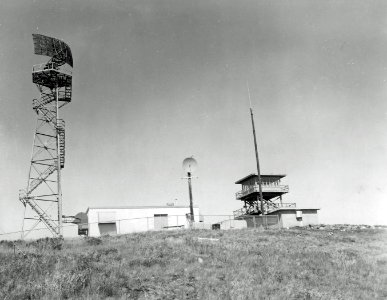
[266,207,320,214]
[235,174,286,184]
[32,62,72,88]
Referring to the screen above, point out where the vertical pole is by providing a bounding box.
[188,172,194,222]
[247,83,264,215]
[56,86,63,237]
[250,107,264,215]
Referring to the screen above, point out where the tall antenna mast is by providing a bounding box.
[247,82,264,214]
[19,34,73,238]
[182,157,198,224]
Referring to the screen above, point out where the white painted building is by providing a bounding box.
[266,208,320,228]
[86,206,200,237]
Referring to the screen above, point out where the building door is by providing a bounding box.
[296,210,303,226]
[98,223,117,235]
[154,214,168,230]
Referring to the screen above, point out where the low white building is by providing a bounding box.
[86,205,200,237]
[266,208,320,228]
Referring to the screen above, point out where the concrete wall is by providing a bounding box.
[268,209,319,228]
[219,219,247,230]
[279,211,300,228]
[191,222,212,230]
[240,215,280,229]
[301,210,319,226]
[88,207,200,237]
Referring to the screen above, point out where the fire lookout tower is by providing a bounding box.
[19,34,73,238]
[233,174,295,219]
[232,85,320,226]
[233,84,295,220]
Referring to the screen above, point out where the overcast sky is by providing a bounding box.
[0,0,386,237]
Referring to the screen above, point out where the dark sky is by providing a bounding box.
[1,0,387,236]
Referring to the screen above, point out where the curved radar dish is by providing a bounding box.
[182,157,198,174]
[32,34,73,67]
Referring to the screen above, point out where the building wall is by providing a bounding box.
[191,222,212,230]
[88,207,200,237]
[268,209,319,228]
[243,215,280,229]
[279,211,300,228]
[301,210,319,225]
[219,219,247,230]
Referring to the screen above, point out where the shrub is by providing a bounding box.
[85,237,102,246]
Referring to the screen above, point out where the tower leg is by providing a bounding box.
[56,87,63,237]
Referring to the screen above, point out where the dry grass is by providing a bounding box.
[0,228,386,299]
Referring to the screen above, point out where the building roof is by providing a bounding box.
[266,208,320,214]
[86,205,198,213]
[235,173,286,184]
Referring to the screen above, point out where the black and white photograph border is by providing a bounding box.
[0,1,386,299]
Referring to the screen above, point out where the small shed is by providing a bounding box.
[266,208,320,228]
[86,205,200,237]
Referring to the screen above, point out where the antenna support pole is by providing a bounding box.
[247,82,265,214]
[250,107,264,214]
[187,172,194,222]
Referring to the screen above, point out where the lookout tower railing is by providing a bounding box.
[266,202,296,213]
[233,207,248,219]
[236,184,289,200]
[233,202,296,218]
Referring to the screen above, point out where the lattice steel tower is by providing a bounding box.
[19,34,73,238]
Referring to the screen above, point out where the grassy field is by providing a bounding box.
[0,227,386,299]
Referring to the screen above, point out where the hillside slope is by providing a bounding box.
[0,228,386,299]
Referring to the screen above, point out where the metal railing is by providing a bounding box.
[233,203,296,218]
[233,207,248,219]
[235,184,289,199]
[266,202,296,212]
[32,62,72,76]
